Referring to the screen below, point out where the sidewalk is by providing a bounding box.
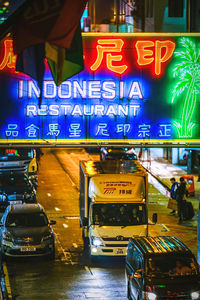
[140,154,200,223]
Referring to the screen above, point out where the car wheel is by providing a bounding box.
[89,254,97,265]
[0,246,5,262]
[48,246,55,260]
[82,230,89,251]
[127,282,132,300]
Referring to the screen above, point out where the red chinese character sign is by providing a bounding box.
[0,33,200,144]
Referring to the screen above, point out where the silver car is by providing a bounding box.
[0,203,56,259]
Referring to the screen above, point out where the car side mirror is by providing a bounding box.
[133,269,142,279]
[50,220,56,225]
[82,217,88,227]
[152,213,157,224]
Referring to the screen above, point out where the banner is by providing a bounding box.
[0,33,200,144]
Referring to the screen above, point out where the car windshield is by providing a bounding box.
[0,176,30,187]
[106,148,137,160]
[147,256,199,277]
[5,212,48,227]
[111,153,137,160]
[0,148,33,159]
[92,203,147,226]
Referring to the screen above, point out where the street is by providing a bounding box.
[3,148,198,300]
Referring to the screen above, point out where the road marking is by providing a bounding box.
[53,152,76,188]
[63,223,68,228]
[2,262,12,299]
[47,193,51,197]
[72,243,78,248]
[55,207,61,211]
[160,224,170,232]
[66,216,79,220]
[55,233,74,265]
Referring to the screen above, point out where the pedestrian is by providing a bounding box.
[176,177,188,223]
[169,177,178,215]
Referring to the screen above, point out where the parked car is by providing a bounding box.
[126,236,200,300]
[100,147,137,161]
[0,203,56,259]
[0,173,36,210]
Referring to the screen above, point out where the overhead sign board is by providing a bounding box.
[0,33,200,145]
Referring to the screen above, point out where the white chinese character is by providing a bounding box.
[96,123,109,136]
[116,124,131,135]
[69,123,81,138]
[158,124,171,137]
[25,124,39,138]
[47,124,60,137]
[5,124,19,137]
[138,124,151,138]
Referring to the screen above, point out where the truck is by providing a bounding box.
[79,160,157,257]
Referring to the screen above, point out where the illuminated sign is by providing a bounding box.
[0,33,200,144]
[5,149,18,155]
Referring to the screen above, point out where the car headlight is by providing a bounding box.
[0,193,7,202]
[3,231,13,242]
[91,236,104,247]
[42,234,52,242]
[24,192,30,199]
[29,175,37,180]
[191,291,200,299]
[144,292,157,300]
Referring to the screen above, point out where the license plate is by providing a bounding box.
[20,247,36,252]
[10,201,22,204]
[116,248,124,254]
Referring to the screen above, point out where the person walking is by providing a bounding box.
[176,177,187,223]
[169,177,178,215]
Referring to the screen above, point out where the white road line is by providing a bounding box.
[160,224,170,232]
[54,233,73,264]
[47,193,51,197]
[63,223,68,228]
[66,216,79,219]
[63,153,79,171]
[55,207,61,211]
[72,243,78,248]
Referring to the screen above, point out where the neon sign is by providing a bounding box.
[135,40,176,76]
[171,37,200,138]
[0,39,16,70]
[90,39,128,74]
[0,33,200,144]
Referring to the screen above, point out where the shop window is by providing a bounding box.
[168,0,183,17]
[146,0,153,18]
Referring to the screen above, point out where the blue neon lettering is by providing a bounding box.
[102,81,116,99]
[73,80,87,98]
[58,81,71,98]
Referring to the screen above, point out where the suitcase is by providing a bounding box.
[182,201,195,220]
[167,198,177,211]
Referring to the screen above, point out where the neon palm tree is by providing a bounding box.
[171,37,200,137]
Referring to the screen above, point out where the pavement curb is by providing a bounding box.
[142,165,171,192]
[0,269,9,300]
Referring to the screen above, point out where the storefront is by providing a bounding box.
[0,33,200,146]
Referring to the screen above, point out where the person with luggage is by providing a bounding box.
[176,177,188,223]
[169,177,178,215]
